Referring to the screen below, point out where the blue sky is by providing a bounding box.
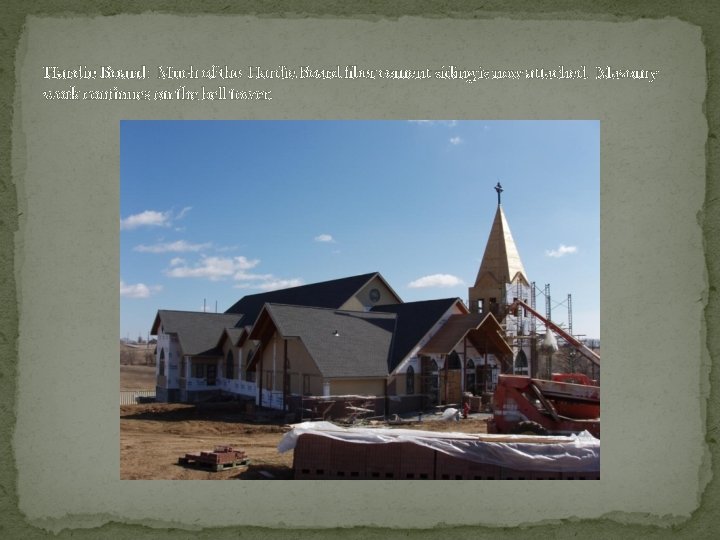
[120,120,600,341]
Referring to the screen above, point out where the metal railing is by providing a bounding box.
[120,389,156,405]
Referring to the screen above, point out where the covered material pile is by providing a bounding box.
[279,421,599,480]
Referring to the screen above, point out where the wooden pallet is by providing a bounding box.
[178,446,250,472]
[178,456,250,472]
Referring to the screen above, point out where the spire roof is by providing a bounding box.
[473,203,528,287]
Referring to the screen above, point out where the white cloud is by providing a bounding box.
[134,240,212,253]
[120,280,162,298]
[545,244,578,258]
[165,255,260,281]
[449,136,462,145]
[169,257,186,266]
[175,206,192,220]
[408,274,465,288]
[121,207,192,231]
[254,279,304,291]
[233,271,274,281]
[314,234,335,243]
[120,210,171,230]
[234,277,304,291]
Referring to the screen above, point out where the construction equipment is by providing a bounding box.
[487,374,600,438]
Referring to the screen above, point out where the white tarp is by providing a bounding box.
[278,421,600,473]
[541,330,559,353]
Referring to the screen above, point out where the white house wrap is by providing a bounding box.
[278,421,600,473]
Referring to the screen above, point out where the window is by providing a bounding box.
[447,351,461,369]
[192,363,206,378]
[159,349,165,376]
[225,350,234,379]
[303,374,311,395]
[406,365,415,395]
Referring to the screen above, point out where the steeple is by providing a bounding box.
[469,184,529,314]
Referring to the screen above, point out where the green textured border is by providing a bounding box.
[1,1,717,539]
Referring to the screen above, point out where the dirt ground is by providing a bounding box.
[121,402,295,479]
[119,362,490,480]
[120,401,490,480]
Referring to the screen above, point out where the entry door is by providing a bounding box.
[206,364,217,386]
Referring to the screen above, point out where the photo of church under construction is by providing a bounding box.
[121,121,600,480]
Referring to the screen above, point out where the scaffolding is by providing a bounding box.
[496,282,598,382]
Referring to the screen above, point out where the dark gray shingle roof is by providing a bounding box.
[371,298,461,372]
[263,304,396,378]
[152,311,243,356]
[225,272,384,326]
[215,326,247,349]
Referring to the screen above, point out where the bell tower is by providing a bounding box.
[469,183,530,316]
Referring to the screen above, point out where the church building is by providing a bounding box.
[150,184,552,415]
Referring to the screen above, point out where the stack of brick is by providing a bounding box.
[292,434,599,480]
[179,445,249,471]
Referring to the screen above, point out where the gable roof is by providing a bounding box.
[371,298,462,372]
[473,204,529,287]
[215,326,247,350]
[251,304,396,378]
[420,312,513,365]
[151,310,243,356]
[225,272,393,327]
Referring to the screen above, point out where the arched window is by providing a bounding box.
[159,348,165,376]
[225,350,234,379]
[515,349,528,374]
[447,351,461,369]
[406,365,415,395]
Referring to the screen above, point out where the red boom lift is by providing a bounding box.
[485,300,600,438]
[487,375,600,438]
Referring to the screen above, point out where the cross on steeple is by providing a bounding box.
[494,182,504,205]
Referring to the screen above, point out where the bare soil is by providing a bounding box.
[119,356,489,480]
[120,402,489,480]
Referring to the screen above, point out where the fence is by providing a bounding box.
[120,389,156,405]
